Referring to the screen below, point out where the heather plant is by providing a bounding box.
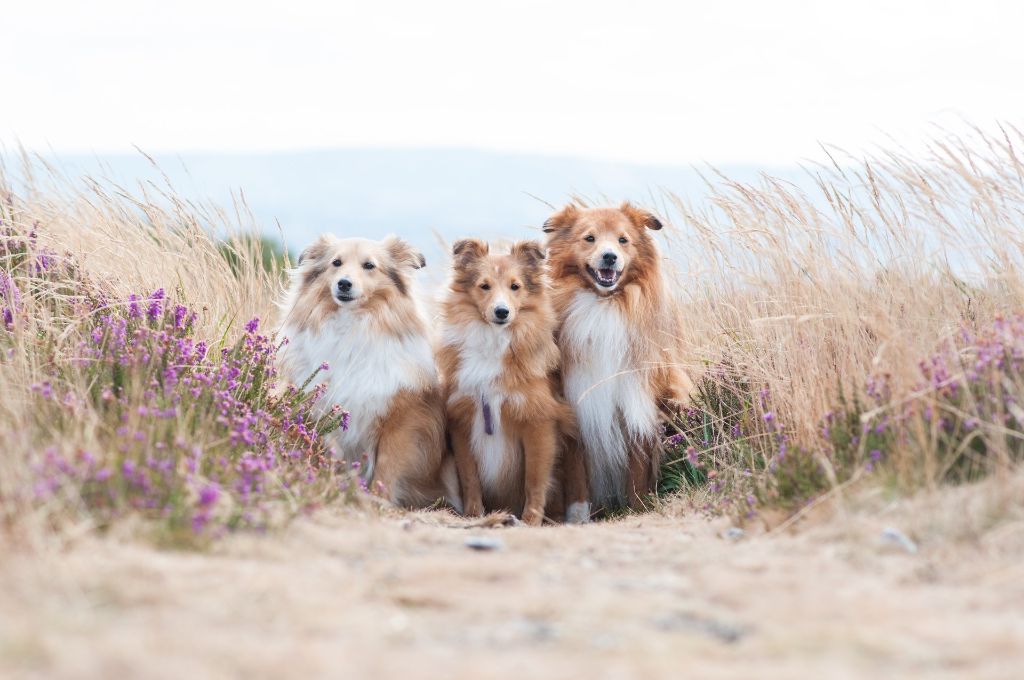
[0,178,353,544]
[12,240,350,538]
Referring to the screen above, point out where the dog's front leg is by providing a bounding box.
[520,419,557,526]
[449,408,485,517]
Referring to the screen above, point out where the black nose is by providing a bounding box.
[494,306,510,320]
[337,279,352,292]
[602,252,618,265]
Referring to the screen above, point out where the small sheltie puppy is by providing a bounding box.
[439,239,568,525]
[278,234,459,510]
[544,203,691,522]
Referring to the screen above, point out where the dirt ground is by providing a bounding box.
[2,478,1023,680]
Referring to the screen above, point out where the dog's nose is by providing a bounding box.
[494,306,510,320]
[337,278,352,292]
[602,251,618,266]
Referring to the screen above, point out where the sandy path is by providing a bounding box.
[2,482,1023,680]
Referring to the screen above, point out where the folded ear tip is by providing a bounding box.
[417,254,427,268]
[649,217,664,230]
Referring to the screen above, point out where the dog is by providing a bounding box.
[543,203,690,522]
[278,234,459,510]
[439,239,569,525]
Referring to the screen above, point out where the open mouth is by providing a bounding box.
[336,294,355,303]
[586,265,622,288]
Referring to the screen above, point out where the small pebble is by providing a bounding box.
[465,535,504,551]
[722,527,745,541]
[880,526,918,554]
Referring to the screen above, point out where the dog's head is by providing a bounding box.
[294,234,425,311]
[450,239,545,327]
[543,202,662,295]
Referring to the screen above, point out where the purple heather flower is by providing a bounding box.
[127,294,141,319]
[172,304,189,330]
[244,317,260,334]
[319,361,330,372]
[198,484,221,507]
[147,288,165,321]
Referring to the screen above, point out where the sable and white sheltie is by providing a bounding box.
[543,203,691,522]
[439,239,569,525]
[278,234,459,510]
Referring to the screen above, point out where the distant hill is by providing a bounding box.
[37,148,807,267]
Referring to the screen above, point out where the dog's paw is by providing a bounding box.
[521,507,544,526]
[565,501,592,524]
[463,499,485,518]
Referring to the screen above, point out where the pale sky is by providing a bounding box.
[3,0,1022,165]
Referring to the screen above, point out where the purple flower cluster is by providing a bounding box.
[907,314,1024,474]
[25,272,351,536]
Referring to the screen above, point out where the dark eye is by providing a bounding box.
[618,236,629,244]
[480,283,491,291]
[363,261,375,270]
[332,258,342,267]
[584,235,595,243]
[511,283,520,291]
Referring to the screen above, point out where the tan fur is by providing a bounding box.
[439,239,571,525]
[544,203,693,513]
[374,386,450,508]
[279,234,455,510]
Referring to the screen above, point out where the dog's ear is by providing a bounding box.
[620,202,663,231]
[298,235,332,266]
[452,238,488,267]
[542,204,579,234]
[384,236,426,270]
[510,240,545,268]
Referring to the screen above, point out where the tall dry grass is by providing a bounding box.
[2,124,1024,540]
[0,153,341,545]
[658,124,1024,512]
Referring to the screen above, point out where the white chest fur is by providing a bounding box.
[560,289,659,505]
[280,312,437,472]
[444,323,517,489]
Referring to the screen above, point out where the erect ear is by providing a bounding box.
[452,238,488,267]
[510,240,545,268]
[620,202,663,231]
[542,204,579,234]
[298,235,332,265]
[384,236,426,269]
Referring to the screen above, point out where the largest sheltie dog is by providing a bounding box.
[278,234,458,509]
[439,239,569,525]
[544,203,690,522]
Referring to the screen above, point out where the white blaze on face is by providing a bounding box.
[491,295,511,324]
[323,238,385,306]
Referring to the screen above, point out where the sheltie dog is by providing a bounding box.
[439,239,569,525]
[543,203,691,522]
[278,234,459,510]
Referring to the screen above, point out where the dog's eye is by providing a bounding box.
[363,261,375,270]
[618,236,629,244]
[511,283,520,291]
[332,258,342,267]
[584,235,595,243]
[480,283,491,291]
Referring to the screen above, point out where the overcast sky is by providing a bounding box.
[3,0,1021,165]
